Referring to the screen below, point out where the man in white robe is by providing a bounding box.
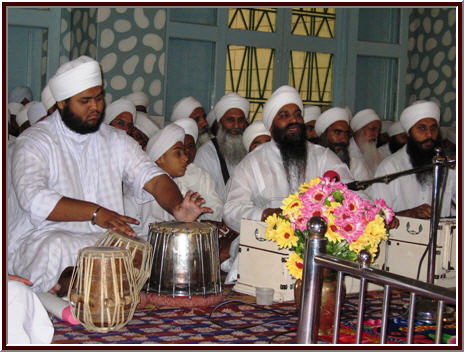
[370,101,455,218]
[315,107,371,183]
[224,85,359,233]
[349,108,382,178]
[194,92,250,200]
[171,96,211,146]
[9,56,210,293]
[242,121,271,153]
[103,98,137,135]
[377,121,407,160]
[303,105,321,143]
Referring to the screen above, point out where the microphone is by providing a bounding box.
[323,170,340,182]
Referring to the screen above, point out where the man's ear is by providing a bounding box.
[57,101,65,110]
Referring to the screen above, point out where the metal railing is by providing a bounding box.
[296,217,456,344]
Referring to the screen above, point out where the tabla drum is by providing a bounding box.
[146,222,222,297]
[68,247,139,332]
[95,230,153,291]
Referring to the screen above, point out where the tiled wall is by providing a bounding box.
[405,8,456,126]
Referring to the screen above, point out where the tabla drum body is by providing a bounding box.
[147,222,221,297]
[68,247,139,332]
[95,230,153,291]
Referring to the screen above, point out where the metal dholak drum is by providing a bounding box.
[68,247,139,332]
[147,222,222,297]
[95,230,153,291]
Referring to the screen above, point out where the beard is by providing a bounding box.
[273,122,307,193]
[406,135,442,186]
[216,124,247,166]
[61,103,103,134]
[357,133,382,175]
[197,129,211,147]
[388,136,405,154]
[319,132,350,168]
[308,137,319,144]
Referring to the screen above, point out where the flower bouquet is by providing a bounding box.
[265,177,395,280]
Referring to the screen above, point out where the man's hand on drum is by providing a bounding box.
[93,207,139,237]
[173,190,213,222]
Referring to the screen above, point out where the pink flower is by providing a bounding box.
[365,206,381,222]
[301,204,328,223]
[342,192,363,214]
[301,184,329,206]
[374,199,395,224]
[334,207,366,243]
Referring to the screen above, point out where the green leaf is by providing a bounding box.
[332,190,345,203]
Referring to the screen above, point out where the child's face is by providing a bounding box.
[156,141,188,178]
[183,134,197,165]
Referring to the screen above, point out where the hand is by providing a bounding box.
[93,207,139,237]
[173,191,213,222]
[8,274,32,286]
[386,216,399,230]
[261,208,282,222]
[397,203,432,219]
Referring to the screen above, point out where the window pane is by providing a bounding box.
[228,8,276,32]
[291,8,336,38]
[355,56,398,119]
[358,8,400,44]
[289,50,333,106]
[226,45,274,121]
[170,8,217,26]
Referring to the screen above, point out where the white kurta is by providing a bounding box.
[8,280,54,344]
[370,145,455,216]
[377,143,392,160]
[348,138,375,178]
[223,140,359,233]
[177,163,224,222]
[193,139,236,200]
[10,111,165,292]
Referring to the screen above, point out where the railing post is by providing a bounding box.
[296,216,327,344]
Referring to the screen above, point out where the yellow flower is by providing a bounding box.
[325,214,344,243]
[286,252,304,280]
[265,213,284,241]
[281,192,302,219]
[299,183,310,193]
[274,221,298,249]
[309,178,321,188]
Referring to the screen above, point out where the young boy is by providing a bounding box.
[123,123,188,239]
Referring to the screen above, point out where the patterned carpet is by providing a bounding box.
[51,288,457,345]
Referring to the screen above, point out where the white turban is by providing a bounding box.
[350,108,380,132]
[27,102,47,125]
[49,56,102,102]
[8,86,32,104]
[206,109,216,127]
[124,92,149,108]
[242,121,271,152]
[315,107,350,136]
[170,96,202,122]
[146,124,185,162]
[134,112,159,138]
[400,101,440,133]
[387,121,405,137]
[151,115,165,129]
[173,118,199,143]
[103,99,136,125]
[303,105,321,123]
[8,102,23,116]
[214,92,250,122]
[380,120,394,134]
[344,106,353,120]
[41,84,56,110]
[262,85,303,130]
[16,102,34,127]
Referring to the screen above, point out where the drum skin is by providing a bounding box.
[147,222,222,297]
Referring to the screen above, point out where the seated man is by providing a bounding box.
[124,91,150,113]
[132,111,160,150]
[103,98,137,135]
[173,118,224,222]
[377,121,407,160]
[242,120,271,153]
[9,56,210,293]
[194,92,250,200]
[349,108,383,177]
[224,85,358,233]
[315,107,371,182]
[302,105,321,143]
[377,119,394,147]
[124,123,191,238]
[370,101,455,218]
[8,86,33,137]
[170,96,211,146]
